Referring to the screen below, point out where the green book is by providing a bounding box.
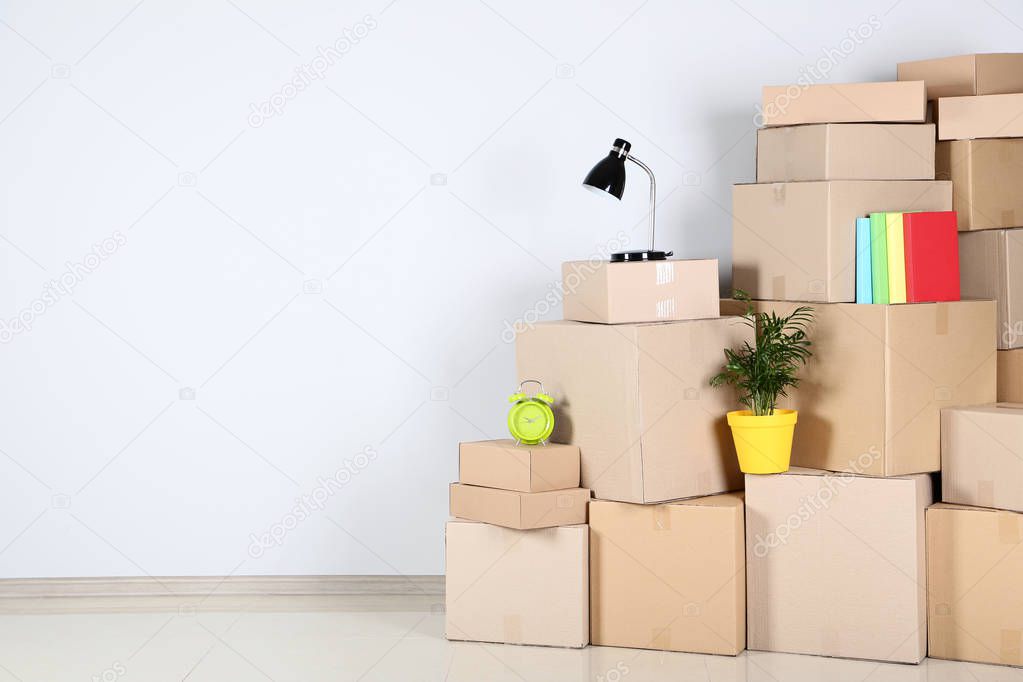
[869,212,889,304]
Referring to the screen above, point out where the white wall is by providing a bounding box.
[0,0,1019,578]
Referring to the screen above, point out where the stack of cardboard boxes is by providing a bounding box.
[896,53,1023,668]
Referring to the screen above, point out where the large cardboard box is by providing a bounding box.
[562,259,719,324]
[589,494,745,655]
[936,140,1023,231]
[756,124,935,182]
[760,81,926,127]
[927,503,1023,667]
[942,404,1023,513]
[445,520,588,648]
[731,181,952,303]
[746,468,932,663]
[960,229,1023,348]
[999,349,1023,402]
[938,93,1023,140]
[898,53,1023,99]
[458,439,579,492]
[721,299,997,476]
[448,483,590,529]
[515,318,749,503]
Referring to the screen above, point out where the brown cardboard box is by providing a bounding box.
[589,494,745,655]
[941,404,1023,513]
[731,181,952,303]
[999,349,1023,402]
[959,229,1023,348]
[898,53,1023,99]
[445,520,588,648]
[760,81,926,127]
[458,439,579,492]
[746,468,932,663]
[515,318,749,503]
[927,503,1023,667]
[938,93,1023,140]
[936,140,1023,230]
[721,299,997,476]
[562,259,719,324]
[448,483,590,529]
[756,124,935,182]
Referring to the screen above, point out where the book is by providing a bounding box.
[903,211,960,302]
[885,212,908,304]
[869,213,889,304]
[856,217,873,303]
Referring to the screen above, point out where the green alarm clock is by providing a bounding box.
[507,379,555,445]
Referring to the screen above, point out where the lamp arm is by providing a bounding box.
[626,154,656,251]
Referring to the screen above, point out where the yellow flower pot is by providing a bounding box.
[726,409,797,474]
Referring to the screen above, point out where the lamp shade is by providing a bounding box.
[582,138,631,199]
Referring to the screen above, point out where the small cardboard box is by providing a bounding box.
[927,503,1023,667]
[746,468,932,664]
[721,299,997,476]
[960,228,1023,348]
[999,349,1023,402]
[458,439,579,492]
[445,520,588,648]
[938,93,1023,140]
[448,483,590,529]
[756,124,935,182]
[731,181,952,303]
[936,139,1023,230]
[515,318,750,504]
[589,494,745,655]
[561,259,719,324]
[942,404,1023,513]
[760,81,926,127]
[898,53,1023,99]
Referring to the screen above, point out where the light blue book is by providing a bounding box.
[856,217,873,304]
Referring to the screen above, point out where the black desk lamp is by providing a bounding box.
[582,138,672,262]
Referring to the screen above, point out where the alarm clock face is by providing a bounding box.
[508,400,554,445]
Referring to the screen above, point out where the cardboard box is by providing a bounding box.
[927,503,1023,667]
[936,139,1023,231]
[731,181,952,303]
[938,93,1023,140]
[746,468,932,663]
[445,520,588,648]
[721,299,996,476]
[515,318,749,503]
[448,483,590,529]
[589,494,745,655]
[960,229,1023,349]
[756,124,935,182]
[999,349,1023,402]
[942,404,1023,512]
[562,259,719,324]
[458,439,579,492]
[760,81,926,127]
[898,53,1023,99]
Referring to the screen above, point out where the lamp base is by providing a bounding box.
[610,250,673,263]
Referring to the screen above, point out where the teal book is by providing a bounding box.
[855,217,872,304]
[869,212,889,304]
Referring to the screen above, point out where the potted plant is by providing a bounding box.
[710,290,814,474]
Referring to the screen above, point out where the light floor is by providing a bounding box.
[0,595,1020,681]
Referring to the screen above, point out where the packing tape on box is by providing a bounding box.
[503,614,522,642]
[1001,629,1022,665]
[656,261,676,285]
[652,505,671,531]
[656,298,677,318]
[998,512,1022,544]
[772,276,786,300]
[935,303,949,336]
[650,627,671,650]
[977,480,996,508]
[772,184,786,202]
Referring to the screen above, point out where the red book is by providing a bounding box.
[903,211,960,303]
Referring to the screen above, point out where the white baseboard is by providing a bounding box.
[0,575,445,614]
